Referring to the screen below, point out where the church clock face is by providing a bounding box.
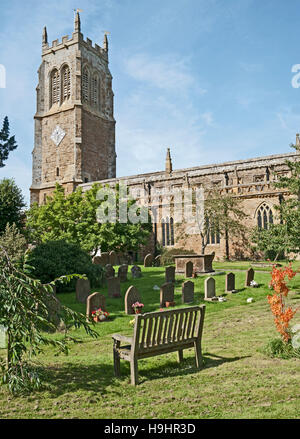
[50,125,66,146]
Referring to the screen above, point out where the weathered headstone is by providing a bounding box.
[204,277,217,301]
[105,264,115,279]
[86,292,106,319]
[226,272,235,292]
[165,266,175,283]
[101,252,110,265]
[92,255,102,265]
[154,255,161,267]
[109,250,117,266]
[131,265,142,278]
[45,292,62,330]
[124,286,142,315]
[118,264,128,282]
[185,261,193,278]
[144,253,153,267]
[160,282,175,307]
[245,268,254,287]
[76,278,91,303]
[107,277,121,298]
[182,281,194,303]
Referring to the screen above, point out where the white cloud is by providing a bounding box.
[124,53,206,94]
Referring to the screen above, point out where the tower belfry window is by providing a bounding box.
[92,75,99,108]
[82,67,90,103]
[50,69,60,106]
[62,65,71,102]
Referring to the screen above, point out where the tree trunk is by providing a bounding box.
[225,229,230,260]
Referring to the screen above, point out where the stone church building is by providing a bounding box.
[30,14,299,260]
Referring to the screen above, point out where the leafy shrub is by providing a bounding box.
[0,223,27,266]
[160,248,196,266]
[26,241,103,292]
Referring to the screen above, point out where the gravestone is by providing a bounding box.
[105,264,115,279]
[154,255,161,267]
[118,264,128,282]
[109,250,117,266]
[107,277,121,298]
[76,279,91,303]
[204,277,217,301]
[226,272,235,292]
[185,261,193,278]
[182,281,194,303]
[160,282,175,307]
[101,252,110,265]
[144,253,153,267]
[45,291,62,331]
[92,255,102,265]
[86,292,106,319]
[165,266,175,283]
[124,286,142,315]
[131,265,142,278]
[245,268,254,287]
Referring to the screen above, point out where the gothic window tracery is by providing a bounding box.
[257,203,274,229]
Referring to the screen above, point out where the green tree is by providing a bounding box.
[0,178,25,234]
[0,117,17,168]
[251,223,288,261]
[273,144,300,253]
[0,223,27,265]
[198,190,248,259]
[26,183,152,255]
[0,246,97,394]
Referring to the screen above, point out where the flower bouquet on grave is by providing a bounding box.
[91,307,109,322]
[132,302,144,314]
[250,280,258,288]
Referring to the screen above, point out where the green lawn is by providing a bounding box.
[0,264,299,419]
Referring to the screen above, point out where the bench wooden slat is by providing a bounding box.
[146,317,153,347]
[113,305,206,385]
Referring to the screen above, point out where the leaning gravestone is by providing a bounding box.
[105,264,115,279]
[245,268,254,287]
[182,281,194,303]
[226,272,235,292]
[124,286,142,315]
[86,292,106,319]
[154,255,161,267]
[118,264,128,282]
[160,282,175,307]
[109,250,117,266]
[185,261,193,278]
[76,279,91,303]
[204,277,217,301]
[165,266,175,283]
[144,253,153,267]
[107,277,121,298]
[131,265,142,278]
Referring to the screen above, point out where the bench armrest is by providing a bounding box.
[112,334,133,344]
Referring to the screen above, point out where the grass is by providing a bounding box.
[0,263,299,419]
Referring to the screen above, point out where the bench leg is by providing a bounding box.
[130,357,139,385]
[194,340,203,369]
[177,349,183,363]
[113,341,121,377]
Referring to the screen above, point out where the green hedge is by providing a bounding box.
[26,240,103,292]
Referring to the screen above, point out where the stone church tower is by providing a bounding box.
[30,12,116,204]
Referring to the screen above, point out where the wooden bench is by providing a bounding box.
[112,305,206,385]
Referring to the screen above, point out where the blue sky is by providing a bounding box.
[1,0,300,205]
